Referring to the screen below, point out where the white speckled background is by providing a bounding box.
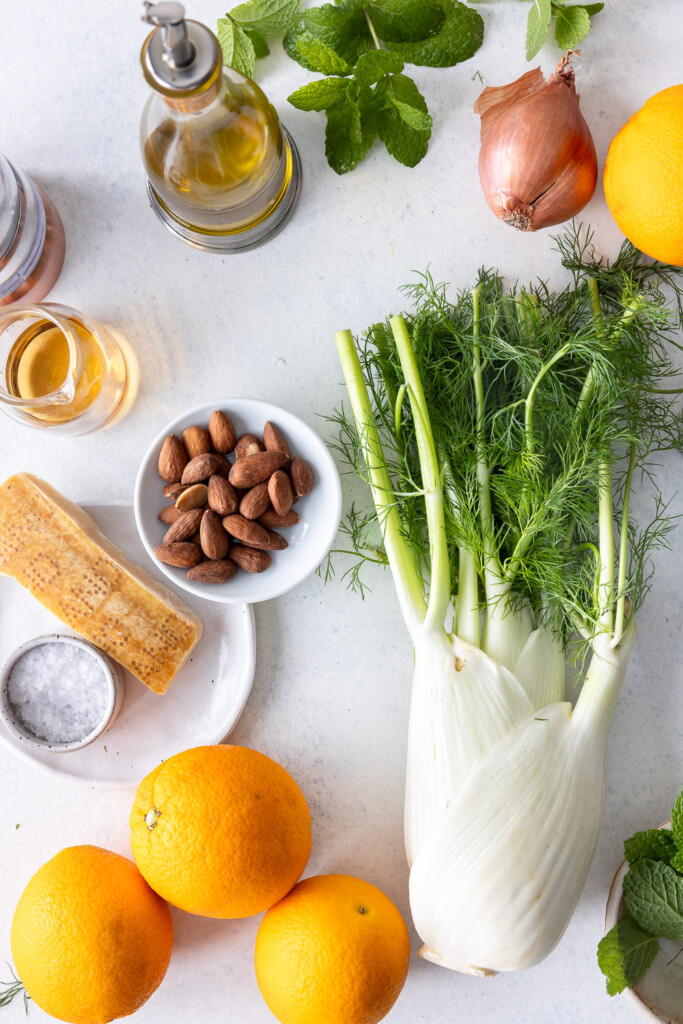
[1,1,682,1021]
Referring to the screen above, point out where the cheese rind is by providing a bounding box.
[0,474,202,694]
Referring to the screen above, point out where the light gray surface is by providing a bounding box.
[1,2,682,1022]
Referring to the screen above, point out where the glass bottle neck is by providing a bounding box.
[162,76,222,114]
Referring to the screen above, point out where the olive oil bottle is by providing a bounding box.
[140,2,301,252]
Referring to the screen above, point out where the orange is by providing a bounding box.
[10,845,173,1024]
[129,744,311,918]
[604,85,683,265]
[254,874,411,1024]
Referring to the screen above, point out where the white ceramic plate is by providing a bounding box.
[134,398,342,604]
[0,504,255,788]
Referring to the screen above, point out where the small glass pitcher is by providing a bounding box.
[0,303,129,435]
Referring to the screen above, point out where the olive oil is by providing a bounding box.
[0,305,128,433]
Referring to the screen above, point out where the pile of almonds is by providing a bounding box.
[154,411,314,584]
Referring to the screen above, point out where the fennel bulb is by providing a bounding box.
[333,230,683,974]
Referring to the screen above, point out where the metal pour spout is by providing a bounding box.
[142,2,195,69]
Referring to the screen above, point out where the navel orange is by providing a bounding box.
[129,744,311,918]
[254,873,411,1024]
[604,85,683,265]
[10,845,173,1024]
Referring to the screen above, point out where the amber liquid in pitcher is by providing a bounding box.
[143,74,292,235]
[5,317,106,423]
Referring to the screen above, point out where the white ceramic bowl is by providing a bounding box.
[604,820,682,1024]
[134,399,342,604]
[0,634,124,752]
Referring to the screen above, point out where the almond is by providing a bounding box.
[259,508,300,529]
[163,508,204,544]
[163,482,187,500]
[235,433,264,460]
[208,475,239,516]
[181,453,225,485]
[158,434,187,483]
[230,545,271,573]
[200,510,229,560]
[221,514,271,549]
[153,542,202,568]
[208,411,237,454]
[187,558,237,583]
[268,470,293,516]
[229,451,287,489]
[261,528,288,551]
[239,481,270,520]
[263,421,292,465]
[211,454,233,479]
[176,483,208,512]
[289,456,314,497]
[158,504,183,525]
[183,425,211,459]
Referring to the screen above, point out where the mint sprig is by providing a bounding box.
[218,0,483,173]
[598,784,683,997]
[520,0,604,60]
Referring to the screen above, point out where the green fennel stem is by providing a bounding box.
[390,315,450,634]
[335,329,427,637]
[613,442,637,645]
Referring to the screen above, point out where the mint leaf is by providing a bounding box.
[671,851,683,874]
[553,4,590,49]
[325,96,375,173]
[366,0,445,44]
[355,49,404,87]
[526,0,552,60]
[623,859,683,941]
[217,17,257,77]
[625,829,678,865]
[229,0,301,37]
[283,25,320,71]
[672,789,683,850]
[580,3,604,14]
[302,5,370,63]
[378,73,431,166]
[295,32,354,74]
[388,94,432,131]
[386,0,483,68]
[288,77,350,110]
[597,918,659,996]
[244,27,270,57]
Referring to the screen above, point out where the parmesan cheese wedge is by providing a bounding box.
[0,474,202,694]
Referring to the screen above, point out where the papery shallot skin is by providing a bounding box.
[475,58,598,231]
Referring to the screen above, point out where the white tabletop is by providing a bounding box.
[2,2,683,1022]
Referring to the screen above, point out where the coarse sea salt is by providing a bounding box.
[7,641,110,744]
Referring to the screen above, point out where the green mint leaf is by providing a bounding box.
[288,77,350,110]
[295,32,355,74]
[597,918,659,996]
[526,0,552,60]
[302,5,370,63]
[671,850,683,874]
[283,26,319,71]
[229,0,301,37]
[244,27,270,57]
[623,859,683,941]
[355,49,404,87]
[553,4,590,49]
[378,73,431,166]
[366,0,444,44]
[580,3,604,15]
[624,829,678,865]
[217,17,256,77]
[388,94,432,130]
[672,789,683,850]
[385,0,484,68]
[325,96,375,173]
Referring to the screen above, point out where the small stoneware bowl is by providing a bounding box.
[134,399,342,604]
[0,634,124,753]
[604,820,682,1024]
